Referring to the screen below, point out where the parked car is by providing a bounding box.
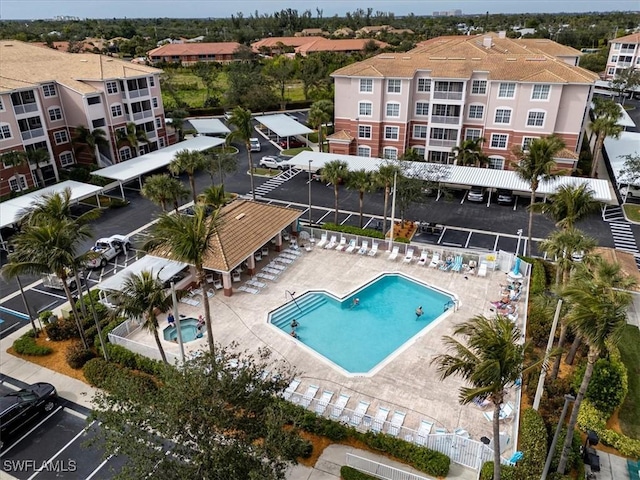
[496,189,515,205]
[85,234,130,269]
[249,138,261,152]
[620,184,640,198]
[467,186,486,202]
[278,137,306,149]
[259,156,288,170]
[0,382,57,447]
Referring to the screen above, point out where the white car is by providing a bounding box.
[85,234,130,269]
[259,156,287,170]
[620,185,640,198]
[249,138,261,152]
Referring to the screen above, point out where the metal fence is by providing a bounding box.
[108,319,181,365]
[346,453,431,480]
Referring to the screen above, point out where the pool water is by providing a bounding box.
[269,273,455,375]
[162,318,203,343]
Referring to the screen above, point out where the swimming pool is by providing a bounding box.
[269,273,456,376]
[162,318,203,343]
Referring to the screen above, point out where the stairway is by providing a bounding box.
[270,293,327,329]
[603,206,640,268]
[251,168,302,198]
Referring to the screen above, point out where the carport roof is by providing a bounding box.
[285,151,614,202]
[97,255,188,292]
[254,114,313,137]
[92,136,225,183]
[605,131,640,182]
[188,118,231,135]
[0,180,103,229]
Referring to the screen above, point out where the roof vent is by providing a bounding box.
[235,213,246,220]
[506,58,517,61]
[402,56,411,60]
[378,55,395,59]
[4,44,13,47]
[498,31,507,39]
[482,36,492,49]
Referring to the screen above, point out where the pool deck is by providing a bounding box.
[127,245,523,447]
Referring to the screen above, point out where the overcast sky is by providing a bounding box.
[0,0,638,20]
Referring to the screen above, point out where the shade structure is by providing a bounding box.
[254,114,313,138]
[97,255,188,293]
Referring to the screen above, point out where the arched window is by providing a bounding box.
[119,147,132,161]
[488,156,505,170]
[382,147,398,160]
[356,145,371,157]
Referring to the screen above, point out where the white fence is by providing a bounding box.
[346,453,431,480]
[108,319,181,364]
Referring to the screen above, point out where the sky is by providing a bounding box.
[0,0,638,20]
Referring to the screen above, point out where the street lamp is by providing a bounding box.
[541,394,575,480]
[308,159,313,230]
[533,298,563,410]
[515,228,523,256]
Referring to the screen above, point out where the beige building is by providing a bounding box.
[0,41,169,197]
[604,32,640,81]
[329,33,597,170]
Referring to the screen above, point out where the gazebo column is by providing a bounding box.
[275,234,283,252]
[222,272,233,297]
[247,254,256,276]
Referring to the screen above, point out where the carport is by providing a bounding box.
[91,136,225,199]
[604,131,640,198]
[254,114,313,148]
[187,118,231,136]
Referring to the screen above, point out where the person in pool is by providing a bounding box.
[291,319,299,328]
[415,306,424,319]
[350,298,360,309]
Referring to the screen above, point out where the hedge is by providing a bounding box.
[83,357,158,395]
[320,223,385,240]
[13,331,52,356]
[577,400,640,458]
[480,462,517,480]
[340,466,378,480]
[518,408,548,480]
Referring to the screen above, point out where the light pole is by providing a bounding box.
[388,171,398,251]
[515,228,523,256]
[533,298,563,410]
[308,159,313,229]
[541,394,575,480]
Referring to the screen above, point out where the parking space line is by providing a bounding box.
[29,288,67,300]
[0,406,63,458]
[464,231,472,248]
[317,211,331,223]
[0,305,29,319]
[436,228,447,244]
[493,236,500,252]
[85,453,116,480]
[340,214,352,225]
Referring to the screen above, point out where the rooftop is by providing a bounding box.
[147,42,243,57]
[609,32,640,44]
[295,38,388,55]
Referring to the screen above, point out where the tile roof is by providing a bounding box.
[251,36,319,51]
[296,38,388,54]
[327,129,354,141]
[147,42,243,57]
[332,34,599,84]
[609,32,640,44]
[514,38,582,57]
[0,40,161,94]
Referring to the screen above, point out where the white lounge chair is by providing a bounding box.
[232,270,241,282]
[267,262,286,271]
[403,248,415,263]
[428,253,440,268]
[275,256,293,264]
[415,419,434,445]
[300,385,319,408]
[254,251,262,262]
[335,237,348,251]
[283,379,301,400]
[316,233,328,248]
[261,246,269,257]
[388,411,406,437]
[451,255,464,273]
[368,242,379,257]
[345,239,358,253]
[482,402,514,422]
[256,272,276,281]
[237,285,259,294]
[330,393,350,419]
[387,246,400,261]
[325,235,338,249]
[247,278,266,288]
[454,428,470,439]
[350,400,370,426]
[315,390,334,415]
[477,261,488,277]
[371,406,390,433]
[357,241,368,255]
[417,250,429,266]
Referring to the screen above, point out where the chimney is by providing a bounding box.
[498,30,506,39]
[483,36,492,49]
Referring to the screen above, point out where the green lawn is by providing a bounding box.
[281,147,313,156]
[618,324,640,439]
[623,204,640,223]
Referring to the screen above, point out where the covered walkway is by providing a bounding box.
[187,118,230,136]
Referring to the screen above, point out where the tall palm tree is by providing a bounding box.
[111,270,173,363]
[116,122,149,158]
[205,151,237,187]
[24,147,50,187]
[168,149,206,204]
[556,259,635,473]
[431,315,532,480]
[144,206,221,359]
[20,187,101,227]
[227,107,256,200]
[142,174,189,212]
[308,100,333,153]
[373,163,401,234]
[321,160,349,224]
[346,169,374,228]
[512,135,565,256]
[452,137,487,167]
[72,126,109,164]
[531,183,602,231]
[589,98,623,178]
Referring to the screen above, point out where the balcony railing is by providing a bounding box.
[430,115,460,125]
[429,138,457,147]
[128,88,150,99]
[132,110,153,121]
[620,48,636,54]
[13,103,38,115]
[432,91,463,100]
[617,61,632,68]
[20,128,45,140]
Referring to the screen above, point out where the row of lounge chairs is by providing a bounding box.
[238,245,303,294]
[316,233,380,257]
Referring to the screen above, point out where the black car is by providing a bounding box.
[0,382,57,445]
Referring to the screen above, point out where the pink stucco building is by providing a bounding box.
[604,32,640,81]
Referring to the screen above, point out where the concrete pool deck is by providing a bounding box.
[127,244,524,450]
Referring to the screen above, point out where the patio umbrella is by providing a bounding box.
[511,257,521,275]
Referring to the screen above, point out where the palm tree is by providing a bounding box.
[431,315,532,480]
[308,100,333,153]
[346,169,374,228]
[168,149,206,204]
[205,151,237,187]
[589,98,623,178]
[111,270,173,363]
[72,126,109,164]
[0,150,27,191]
[144,206,221,359]
[20,186,101,227]
[452,137,488,167]
[199,184,227,209]
[142,174,189,212]
[24,147,50,187]
[512,135,565,256]
[321,160,349,224]
[531,183,602,230]
[227,107,256,200]
[373,163,401,234]
[168,109,188,142]
[116,122,149,158]
[556,259,636,473]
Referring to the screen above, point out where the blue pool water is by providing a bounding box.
[269,273,455,375]
[162,318,203,343]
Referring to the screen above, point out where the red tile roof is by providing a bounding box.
[295,38,388,54]
[609,32,640,44]
[148,42,242,57]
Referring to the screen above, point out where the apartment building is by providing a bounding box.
[329,33,597,171]
[0,40,169,198]
[604,32,640,80]
[251,37,388,56]
[147,42,243,66]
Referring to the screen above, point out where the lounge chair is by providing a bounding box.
[283,378,301,400]
[473,397,491,409]
[371,406,390,433]
[435,427,448,435]
[275,256,293,264]
[237,285,259,294]
[357,241,368,255]
[416,250,429,266]
[345,239,358,253]
[368,242,379,257]
[477,261,488,277]
[261,246,269,257]
[325,235,338,249]
[454,428,470,439]
[483,402,514,422]
[335,237,348,251]
[330,393,350,419]
[316,233,328,248]
[267,262,286,271]
[388,411,406,437]
[254,251,262,262]
[428,253,440,268]
[415,419,434,445]
[387,246,400,261]
[247,278,266,288]
[451,255,464,273]
[350,400,370,426]
[508,451,524,466]
[315,390,334,415]
[439,257,454,271]
[256,272,276,281]
[232,270,241,282]
[403,248,415,263]
[299,385,319,408]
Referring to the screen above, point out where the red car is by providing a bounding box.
[278,137,306,149]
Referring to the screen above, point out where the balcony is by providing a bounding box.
[429,138,457,147]
[132,109,153,121]
[128,88,150,99]
[20,128,45,140]
[620,48,636,54]
[13,103,38,115]
[430,115,460,125]
[432,91,463,100]
[617,62,632,68]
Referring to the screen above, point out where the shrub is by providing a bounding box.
[479,462,517,480]
[340,466,378,480]
[572,357,627,416]
[577,400,640,457]
[45,317,79,341]
[550,427,582,474]
[518,408,548,480]
[83,358,113,387]
[527,299,554,347]
[530,259,548,294]
[13,332,52,356]
[65,340,96,369]
[320,223,385,240]
[83,357,158,395]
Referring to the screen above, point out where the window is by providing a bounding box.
[471,80,487,95]
[358,125,371,139]
[9,175,27,192]
[111,105,123,117]
[417,78,431,92]
[384,126,399,140]
[358,101,372,116]
[607,67,615,75]
[468,104,484,119]
[54,130,69,145]
[48,107,63,121]
[490,133,508,149]
[149,76,155,87]
[387,79,401,93]
[119,147,132,161]
[87,96,101,105]
[357,146,371,157]
[527,111,545,127]
[0,123,12,140]
[155,117,162,128]
[531,84,550,100]
[0,98,4,111]
[92,118,106,128]
[359,78,373,93]
[428,151,452,164]
[522,136,538,150]
[498,82,516,98]
[158,137,166,148]
[42,83,57,97]
[59,151,74,166]
[611,56,618,63]
[494,108,512,124]
[413,125,428,139]
[415,102,429,116]
[488,156,505,170]
[411,146,426,158]
[106,81,118,94]
[386,103,400,117]
[465,128,482,141]
[382,147,398,160]
[152,97,158,108]
[613,43,621,50]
